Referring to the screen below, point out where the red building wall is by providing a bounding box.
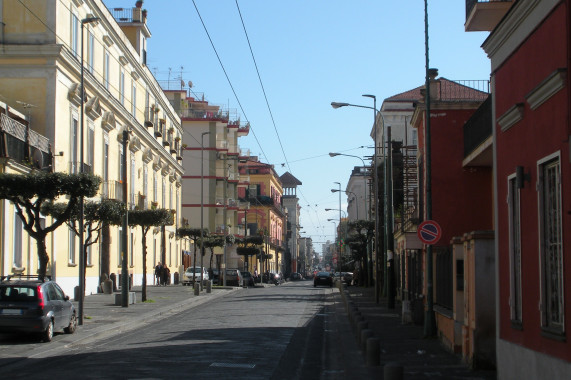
[419,107,494,247]
[494,3,571,361]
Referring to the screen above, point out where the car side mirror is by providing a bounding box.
[64,295,70,301]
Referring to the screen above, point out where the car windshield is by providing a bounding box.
[186,268,202,273]
[317,272,330,276]
[0,286,38,302]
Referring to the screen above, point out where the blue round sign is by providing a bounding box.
[417,220,442,245]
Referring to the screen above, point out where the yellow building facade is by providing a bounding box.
[0,0,185,296]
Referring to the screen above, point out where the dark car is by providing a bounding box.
[290,272,303,281]
[313,271,333,288]
[225,269,243,287]
[0,275,77,342]
[241,271,255,287]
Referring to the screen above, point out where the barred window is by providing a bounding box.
[538,156,563,334]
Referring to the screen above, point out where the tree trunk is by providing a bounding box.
[142,230,148,302]
[37,236,49,280]
[100,224,110,285]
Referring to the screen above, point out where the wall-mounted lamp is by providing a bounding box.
[516,166,531,189]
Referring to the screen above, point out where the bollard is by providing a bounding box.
[356,320,368,344]
[366,337,381,366]
[206,280,212,293]
[360,329,373,352]
[384,362,404,380]
[193,282,200,296]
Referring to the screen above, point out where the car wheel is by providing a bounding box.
[64,312,77,334]
[42,320,54,342]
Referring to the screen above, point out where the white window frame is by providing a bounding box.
[71,112,79,174]
[120,69,125,106]
[87,122,95,173]
[537,152,564,334]
[103,133,109,183]
[143,166,148,200]
[103,50,110,90]
[71,12,79,57]
[131,83,137,116]
[153,171,158,203]
[87,30,95,73]
[69,227,76,264]
[119,142,125,184]
[507,174,522,324]
[13,210,22,269]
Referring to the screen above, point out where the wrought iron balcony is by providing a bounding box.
[0,113,52,171]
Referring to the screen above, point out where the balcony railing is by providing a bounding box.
[178,108,229,121]
[464,95,492,158]
[111,7,145,23]
[0,113,52,171]
[433,79,490,102]
[101,180,124,201]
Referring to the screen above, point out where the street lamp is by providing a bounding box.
[78,15,100,325]
[329,152,368,221]
[200,131,210,291]
[334,181,342,286]
[331,189,359,220]
[331,96,388,304]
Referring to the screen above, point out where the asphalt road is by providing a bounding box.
[0,281,368,379]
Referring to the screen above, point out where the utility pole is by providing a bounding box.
[121,129,129,307]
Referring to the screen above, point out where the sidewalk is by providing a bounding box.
[70,284,239,346]
[341,285,497,379]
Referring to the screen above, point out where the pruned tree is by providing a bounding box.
[176,227,208,283]
[42,199,126,287]
[128,208,173,301]
[204,236,224,270]
[236,235,263,272]
[0,172,101,279]
[346,220,374,286]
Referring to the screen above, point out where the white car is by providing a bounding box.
[182,267,209,285]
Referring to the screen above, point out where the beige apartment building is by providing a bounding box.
[0,0,184,296]
[165,89,250,272]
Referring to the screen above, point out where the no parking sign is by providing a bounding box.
[417,220,442,245]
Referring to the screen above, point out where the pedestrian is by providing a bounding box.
[154,262,162,286]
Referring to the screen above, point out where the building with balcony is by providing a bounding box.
[0,0,183,295]
[476,0,571,377]
[280,171,302,276]
[166,88,250,271]
[238,157,285,275]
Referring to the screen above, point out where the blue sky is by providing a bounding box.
[104,1,491,251]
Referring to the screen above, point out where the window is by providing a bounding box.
[86,244,92,266]
[131,83,137,116]
[169,183,173,210]
[87,31,94,73]
[130,232,134,267]
[71,113,79,173]
[119,143,125,183]
[120,69,125,106]
[538,155,564,333]
[103,50,110,90]
[508,175,522,324]
[153,171,157,203]
[87,123,94,174]
[130,158,136,207]
[71,13,79,57]
[117,228,123,267]
[13,210,22,268]
[103,133,109,182]
[143,166,148,200]
[162,178,166,208]
[69,228,76,264]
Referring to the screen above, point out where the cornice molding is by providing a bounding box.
[525,68,566,110]
[497,103,524,132]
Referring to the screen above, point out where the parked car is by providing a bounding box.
[313,271,333,288]
[210,269,220,285]
[289,272,303,281]
[182,267,209,286]
[342,272,354,286]
[224,269,243,287]
[0,275,77,342]
[241,271,255,287]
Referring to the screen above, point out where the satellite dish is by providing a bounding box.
[187,81,193,88]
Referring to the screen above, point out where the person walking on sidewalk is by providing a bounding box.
[154,262,162,286]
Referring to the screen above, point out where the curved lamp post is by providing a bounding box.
[329,152,368,221]
[331,97,389,304]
